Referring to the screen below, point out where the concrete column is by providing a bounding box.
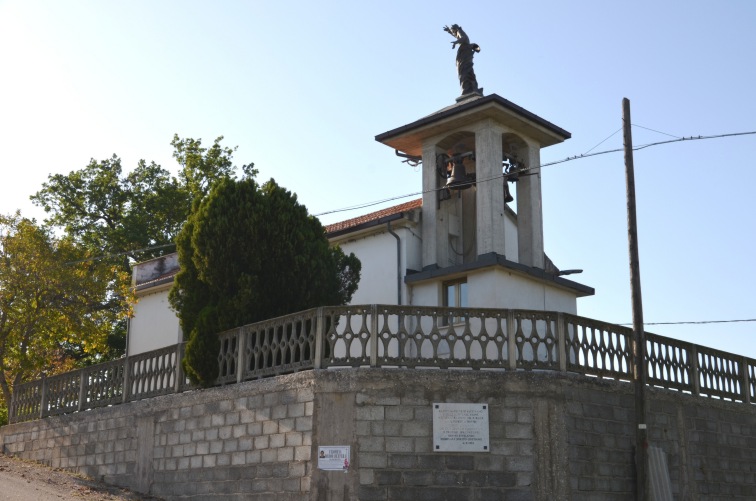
[135,416,155,494]
[421,142,440,270]
[474,121,506,257]
[534,399,568,500]
[517,141,545,268]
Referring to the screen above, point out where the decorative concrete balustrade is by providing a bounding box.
[10,305,755,423]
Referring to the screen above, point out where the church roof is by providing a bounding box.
[325,199,422,236]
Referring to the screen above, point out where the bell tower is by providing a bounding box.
[374,26,592,312]
[377,94,570,271]
[376,95,593,311]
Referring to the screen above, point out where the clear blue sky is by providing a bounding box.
[1,1,755,357]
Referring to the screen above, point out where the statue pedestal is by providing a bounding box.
[456,89,484,102]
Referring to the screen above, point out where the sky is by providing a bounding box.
[1,1,755,358]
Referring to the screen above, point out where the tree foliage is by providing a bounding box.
[29,135,254,360]
[0,213,132,404]
[169,178,361,386]
[171,135,256,201]
[31,135,252,267]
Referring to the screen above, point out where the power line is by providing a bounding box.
[64,243,176,265]
[582,123,676,157]
[314,129,756,217]
[619,318,756,327]
[584,127,622,155]
[632,123,680,139]
[540,130,756,168]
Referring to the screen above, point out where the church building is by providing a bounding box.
[128,92,593,357]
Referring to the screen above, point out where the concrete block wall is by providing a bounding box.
[149,381,314,499]
[564,383,636,500]
[348,381,539,500]
[3,414,137,475]
[2,374,316,500]
[312,369,756,501]
[646,392,756,499]
[322,370,569,501]
[2,368,755,500]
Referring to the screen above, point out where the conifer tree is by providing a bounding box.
[170,178,360,386]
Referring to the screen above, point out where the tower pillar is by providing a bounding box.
[473,120,506,258]
[517,140,545,268]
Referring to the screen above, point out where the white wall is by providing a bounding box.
[337,225,421,306]
[402,226,423,275]
[469,268,577,314]
[128,288,181,356]
[408,267,578,314]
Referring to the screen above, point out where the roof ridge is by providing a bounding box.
[325,198,422,234]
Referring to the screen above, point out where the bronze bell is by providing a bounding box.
[504,183,514,203]
[446,157,472,190]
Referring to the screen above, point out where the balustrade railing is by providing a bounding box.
[9,306,754,423]
[10,343,187,423]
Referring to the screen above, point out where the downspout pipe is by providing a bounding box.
[387,221,402,305]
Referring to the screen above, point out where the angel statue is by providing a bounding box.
[443,24,482,97]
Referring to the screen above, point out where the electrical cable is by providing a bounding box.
[314,128,756,329]
[632,124,680,139]
[619,318,756,326]
[314,130,756,217]
[583,127,622,155]
[64,242,176,265]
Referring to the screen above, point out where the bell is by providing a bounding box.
[446,159,471,190]
[504,183,514,203]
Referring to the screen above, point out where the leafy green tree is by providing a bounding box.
[30,135,254,360]
[171,134,256,201]
[169,178,361,386]
[0,213,132,405]
[31,155,183,268]
[31,135,251,267]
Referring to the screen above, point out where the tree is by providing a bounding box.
[169,178,361,386]
[30,135,254,359]
[0,213,132,405]
[171,134,256,201]
[31,135,252,267]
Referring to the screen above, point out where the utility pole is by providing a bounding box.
[623,97,649,500]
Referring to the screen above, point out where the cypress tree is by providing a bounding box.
[170,178,360,386]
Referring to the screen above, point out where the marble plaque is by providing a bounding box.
[433,403,490,452]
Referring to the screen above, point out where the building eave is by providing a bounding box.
[375,94,571,156]
[405,252,594,297]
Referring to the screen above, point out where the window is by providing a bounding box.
[444,279,468,308]
[443,279,468,325]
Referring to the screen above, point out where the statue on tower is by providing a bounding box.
[443,24,482,98]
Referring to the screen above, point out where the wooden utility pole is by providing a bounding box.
[623,97,649,500]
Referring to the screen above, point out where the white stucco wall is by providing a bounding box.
[128,288,181,356]
[408,267,578,314]
[337,225,420,306]
[469,268,577,314]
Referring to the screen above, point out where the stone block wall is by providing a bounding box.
[646,391,756,499]
[2,374,316,500]
[342,374,541,501]
[2,368,755,500]
[563,383,636,500]
[312,370,755,501]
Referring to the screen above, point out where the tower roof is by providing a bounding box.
[375,94,571,156]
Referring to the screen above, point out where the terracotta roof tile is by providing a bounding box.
[325,199,422,234]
